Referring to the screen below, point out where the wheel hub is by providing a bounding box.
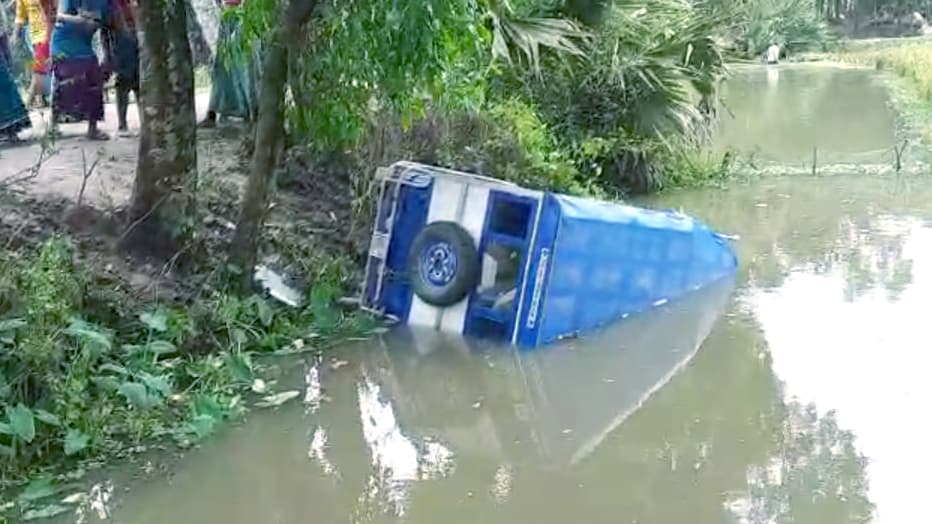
[420,242,458,286]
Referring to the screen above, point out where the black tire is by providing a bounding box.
[407,221,480,306]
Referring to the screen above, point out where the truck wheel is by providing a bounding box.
[407,221,479,307]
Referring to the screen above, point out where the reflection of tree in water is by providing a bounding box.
[834,216,914,302]
[651,176,927,298]
[726,401,873,524]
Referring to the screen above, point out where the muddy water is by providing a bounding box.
[716,64,904,170]
[64,65,932,524]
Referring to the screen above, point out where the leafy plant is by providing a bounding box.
[510,0,729,193]
[0,236,370,518]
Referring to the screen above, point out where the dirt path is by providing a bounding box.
[1,88,368,294]
[0,91,239,209]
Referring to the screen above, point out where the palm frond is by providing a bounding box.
[487,1,590,74]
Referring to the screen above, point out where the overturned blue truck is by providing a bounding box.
[361,162,738,348]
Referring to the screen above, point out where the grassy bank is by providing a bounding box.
[834,40,932,147]
[0,230,374,520]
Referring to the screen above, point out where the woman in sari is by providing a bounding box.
[0,31,31,141]
[13,0,54,107]
[49,0,111,140]
[199,0,258,128]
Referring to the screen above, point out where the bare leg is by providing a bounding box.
[47,107,60,138]
[133,87,141,129]
[116,83,130,131]
[31,74,48,107]
[87,120,109,141]
[27,77,37,107]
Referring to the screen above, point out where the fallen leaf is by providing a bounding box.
[23,504,70,520]
[61,492,86,504]
[255,391,300,408]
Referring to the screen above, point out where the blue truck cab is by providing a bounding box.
[361,162,738,348]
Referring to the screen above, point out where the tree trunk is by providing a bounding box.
[128,0,198,255]
[228,0,318,287]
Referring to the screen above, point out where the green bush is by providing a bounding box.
[508,0,727,194]
[708,0,834,58]
[437,99,591,195]
[0,238,373,519]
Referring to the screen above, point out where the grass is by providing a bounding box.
[0,238,377,521]
[836,42,932,101]
[834,41,932,149]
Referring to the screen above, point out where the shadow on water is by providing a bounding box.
[54,66,932,524]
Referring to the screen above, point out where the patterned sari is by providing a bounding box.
[0,34,32,135]
[208,4,259,120]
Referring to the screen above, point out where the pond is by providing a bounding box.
[62,65,932,524]
[714,63,911,171]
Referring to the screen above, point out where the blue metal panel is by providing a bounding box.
[515,194,562,347]
[534,194,737,346]
[380,182,433,320]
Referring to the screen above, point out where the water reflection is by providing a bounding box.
[88,279,745,524]
[353,376,455,518]
[724,402,873,524]
[717,65,898,167]
[367,277,733,471]
[749,219,932,524]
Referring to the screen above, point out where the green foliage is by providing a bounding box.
[487,0,589,73]
[707,0,834,57]
[0,238,373,520]
[836,41,932,149]
[508,0,728,193]
[432,99,592,194]
[654,146,740,190]
[839,42,932,102]
[231,0,488,148]
[229,0,592,151]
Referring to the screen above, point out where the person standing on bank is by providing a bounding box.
[13,0,55,107]
[199,0,259,128]
[0,31,32,141]
[106,0,138,134]
[49,0,112,140]
[766,41,781,65]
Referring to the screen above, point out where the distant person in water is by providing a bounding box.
[766,41,780,65]
[49,0,112,140]
[200,0,259,128]
[0,32,32,141]
[106,0,138,134]
[13,0,55,107]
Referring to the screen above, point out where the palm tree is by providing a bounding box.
[521,0,728,193]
